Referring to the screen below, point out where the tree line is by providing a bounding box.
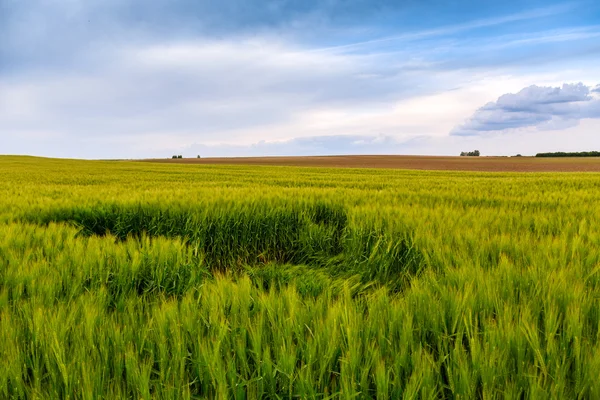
[536,151,600,158]
[460,150,480,157]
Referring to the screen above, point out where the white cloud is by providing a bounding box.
[0,38,476,157]
[315,4,574,54]
[2,14,600,159]
[451,83,600,136]
[175,118,600,158]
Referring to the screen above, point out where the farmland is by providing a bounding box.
[2,155,600,398]
[146,155,600,172]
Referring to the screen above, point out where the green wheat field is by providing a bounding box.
[2,156,600,399]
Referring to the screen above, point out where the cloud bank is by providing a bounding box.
[185,135,405,157]
[451,83,600,136]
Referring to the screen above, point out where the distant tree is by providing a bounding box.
[172,155,178,159]
[536,151,600,157]
[197,155,201,158]
[460,150,480,157]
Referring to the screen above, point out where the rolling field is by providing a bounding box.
[2,156,600,398]
[145,155,600,172]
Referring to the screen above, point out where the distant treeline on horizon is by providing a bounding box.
[535,151,600,158]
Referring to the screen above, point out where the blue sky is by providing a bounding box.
[1,0,599,158]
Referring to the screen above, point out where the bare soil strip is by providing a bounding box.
[141,155,600,172]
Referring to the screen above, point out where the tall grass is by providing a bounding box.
[1,156,600,398]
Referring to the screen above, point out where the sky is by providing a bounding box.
[1,0,600,159]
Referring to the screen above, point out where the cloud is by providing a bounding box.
[179,118,600,158]
[0,36,479,159]
[184,134,405,157]
[316,3,573,54]
[451,83,600,136]
[2,1,600,158]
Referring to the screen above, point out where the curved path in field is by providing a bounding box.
[142,155,600,172]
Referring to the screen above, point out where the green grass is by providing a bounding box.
[1,156,600,398]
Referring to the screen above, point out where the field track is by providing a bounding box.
[142,155,600,172]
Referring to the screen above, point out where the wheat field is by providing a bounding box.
[2,156,600,399]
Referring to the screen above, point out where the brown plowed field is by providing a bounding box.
[142,155,600,172]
